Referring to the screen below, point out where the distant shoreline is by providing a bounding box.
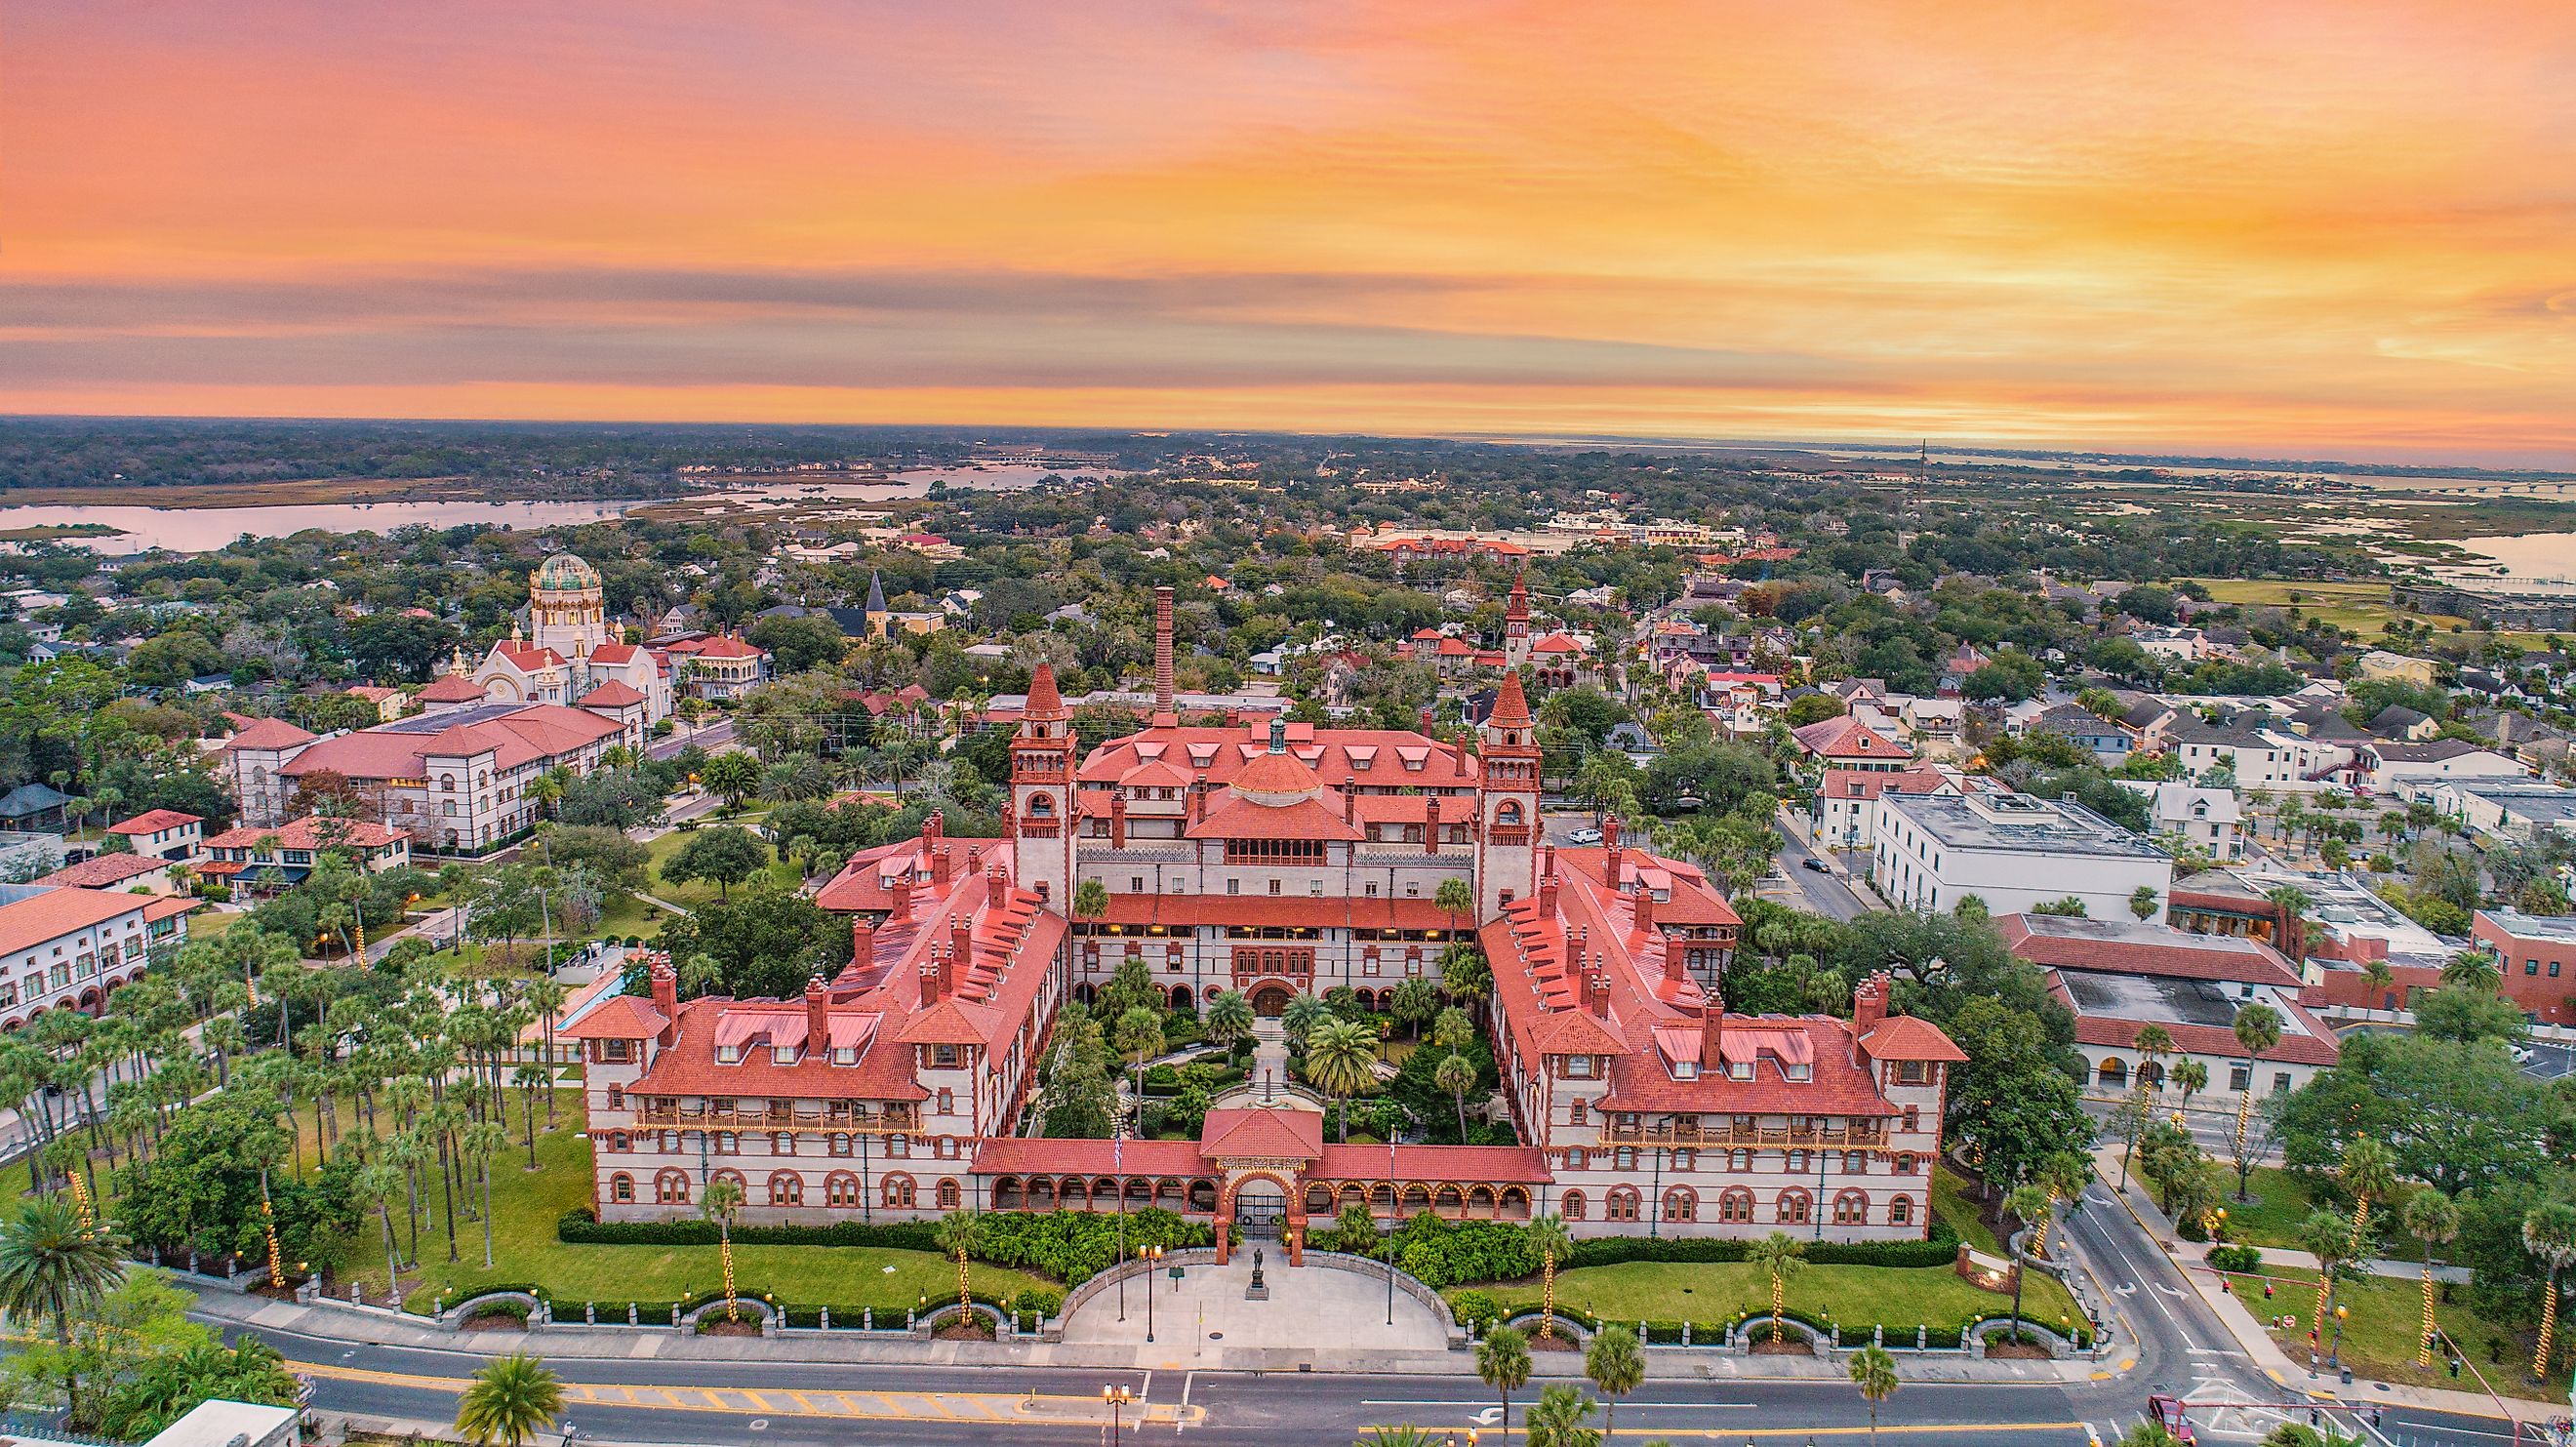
[0,475,696,510]
[0,521,126,542]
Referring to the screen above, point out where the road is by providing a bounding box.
[237,1192,2535,1447]
[651,717,736,762]
[1772,808,1872,922]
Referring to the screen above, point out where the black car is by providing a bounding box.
[1801,857,1831,873]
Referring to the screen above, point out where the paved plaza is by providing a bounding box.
[1060,1254,1451,1357]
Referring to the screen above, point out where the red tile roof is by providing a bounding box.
[1309,1145,1553,1184]
[1791,716,1912,762]
[1200,1106,1324,1160]
[1088,894,1466,932]
[1998,915,2301,988]
[1859,1016,1968,1063]
[630,995,924,1102]
[109,809,201,836]
[969,1136,1212,1178]
[205,816,409,851]
[580,680,647,708]
[1077,723,1477,793]
[281,704,621,780]
[419,674,488,702]
[559,994,670,1040]
[221,718,317,751]
[587,642,641,664]
[1489,671,1534,728]
[0,887,160,958]
[36,855,170,889]
[1185,792,1365,842]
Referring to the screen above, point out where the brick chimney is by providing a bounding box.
[1343,788,1357,826]
[1153,585,1176,719]
[1109,793,1128,849]
[931,843,952,889]
[1538,871,1559,917]
[1634,882,1657,933]
[919,957,944,1007]
[1424,799,1440,854]
[1603,816,1624,884]
[1587,970,1611,1019]
[650,958,678,1048]
[851,917,876,968]
[1190,774,1208,824]
[925,809,945,843]
[1854,970,1891,1035]
[1420,705,1435,737]
[1699,1002,1726,1068]
[1664,937,1686,984]
[888,869,914,923]
[805,975,828,1058]
[947,916,973,987]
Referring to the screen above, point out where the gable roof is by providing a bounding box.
[108,809,200,836]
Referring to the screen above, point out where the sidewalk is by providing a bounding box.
[2084,1153,2560,1426]
[185,1277,2095,1385]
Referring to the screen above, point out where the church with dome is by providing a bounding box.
[450,551,674,745]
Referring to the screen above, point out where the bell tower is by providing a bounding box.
[1504,573,1533,667]
[1475,670,1542,919]
[1011,663,1078,907]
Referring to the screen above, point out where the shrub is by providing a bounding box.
[464,1299,531,1325]
[1559,1218,1959,1272]
[556,1207,937,1252]
[2206,1244,2264,1274]
[1449,1288,1499,1328]
[1387,1212,1539,1289]
[965,1208,1211,1284]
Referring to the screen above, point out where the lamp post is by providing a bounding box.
[1144,1244,1165,1343]
[2331,1303,2348,1369]
[1104,1384,1133,1447]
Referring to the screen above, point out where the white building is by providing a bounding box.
[2120,782,2245,863]
[2364,740,2529,800]
[1871,791,2171,922]
[2423,779,2576,843]
[0,882,194,1028]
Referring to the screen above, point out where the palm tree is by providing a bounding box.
[1749,1231,1806,1344]
[935,1208,984,1328]
[2132,1024,2174,1099]
[2360,960,2396,1017]
[2170,1060,2207,1118]
[2229,1002,2282,1179]
[2399,1186,2459,1368]
[1305,1019,1378,1143]
[1070,877,1111,978]
[2003,1185,2050,1343]
[1282,994,1328,1050]
[1475,1324,1533,1442]
[2439,949,2501,994]
[1355,1428,1444,1447]
[2338,1138,2398,1262]
[1527,1213,1574,1341]
[1848,1343,1900,1447]
[1434,1052,1477,1143]
[2035,1150,2091,1259]
[357,1160,405,1301]
[1584,1324,1644,1441]
[1203,990,1255,1053]
[456,1352,563,1447]
[701,1175,745,1321]
[0,1196,127,1421]
[2299,1207,2357,1358]
[2523,1202,2576,1381]
[465,1120,509,1269]
[1523,1384,1599,1447]
[1433,877,1475,939]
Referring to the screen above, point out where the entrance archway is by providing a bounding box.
[1231,1177,1288,1236]
[1249,983,1296,1017]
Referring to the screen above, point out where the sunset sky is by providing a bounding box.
[6,1,2573,462]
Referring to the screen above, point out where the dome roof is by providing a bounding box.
[1232,748,1322,804]
[534,552,601,593]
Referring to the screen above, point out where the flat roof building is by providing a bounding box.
[1871,791,2170,922]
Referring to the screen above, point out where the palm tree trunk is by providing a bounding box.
[524,1087,539,1169]
[382,1206,401,1298]
[441,1137,461,1263]
[481,1158,495,1269]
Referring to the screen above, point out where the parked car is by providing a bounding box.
[1568,826,1604,845]
[1802,857,1831,873]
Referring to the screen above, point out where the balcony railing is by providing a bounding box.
[1601,1122,1890,1149]
[631,1104,917,1132]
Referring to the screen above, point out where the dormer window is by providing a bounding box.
[772,1046,799,1065]
[832,1047,859,1065]
[932,1044,961,1066]
[1728,1062,1753,1081]
[716,1045,743,1064]
[1785,1063,1812,1082]
[1564,1055,1593,1077]
[1672,1060,1699,1080]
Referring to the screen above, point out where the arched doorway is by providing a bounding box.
[1231,1176,1289,1237]
[1249,982,1296,1017]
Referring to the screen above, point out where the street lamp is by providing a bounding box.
[2331,1304,2348,1369]
[1143,1244,1165,1342]
[1103,1384,1133,1447]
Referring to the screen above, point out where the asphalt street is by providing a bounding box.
[237,1189,2534,1447]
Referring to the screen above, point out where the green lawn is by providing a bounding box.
[643,826,800,910]
[330,1103,1047,1317]
[2187,579,2551,650]
[1462,1260,2084,1342]
[2221,1167,2321,1250]
[594,890,669,942]
[2238,1264,2570,1402]
[1933,1164,2002,1256]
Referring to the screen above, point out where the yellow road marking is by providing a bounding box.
[292,1361,1160,1423]
[738,1389,771,1412]
[1426,1424,2086,1440]
[787,1390,814,1412]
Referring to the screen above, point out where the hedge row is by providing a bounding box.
[1564,1218,1960,1271]
[457,1282,1064,1328]
[1441,1293,2084,1352]
[558,1208,939,1252]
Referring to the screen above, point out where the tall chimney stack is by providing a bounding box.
[851,918,876,969]
[650,959,679,1048]
[1153,585,1176,720]
[805,975,828,1058]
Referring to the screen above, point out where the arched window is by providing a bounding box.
[607,1084,624,1109]
[2097,1058,2128,1086]
[655,1169,690,1204]
[1778,1189,1812,1225]
[609,1132,629,1152]
[1606,1187,1641,1222]
[1832,1189,1870,1225]
[610,1173,634,1203]
[883,1174,916,1208]
[712,1169,746,1197]
[1718,1187,1754,1223]
[770,1172,804,1206]
[1895,1153,1918,1175]
[1890,1195,1914,1226]
[1662,1187,1697,1223]
[1672,1147,1696,1172]
[772,1132,795,1156]
[826,1173,862,1208]
[1497,801,1522,825]
[1730,1148,1752,1172]
[937,1179,962,1210]
[1028,793,1056,819]
[829,1134,853,1157]
[937,1089,955,1114]
[1561,1189,1587,1221]
[1903,1105,1920,1132]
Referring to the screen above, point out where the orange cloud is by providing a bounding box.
[5,0,2572,462]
